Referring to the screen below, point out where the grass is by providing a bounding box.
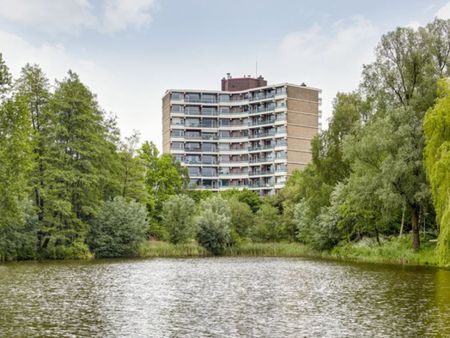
[138,235,441,267]
[329,235,439,266]
[138,240,209,258]
[224,242,316,257]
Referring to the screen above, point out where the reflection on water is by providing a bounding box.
[0,257,449,337]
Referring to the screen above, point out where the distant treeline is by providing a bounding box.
[0,18,449,263]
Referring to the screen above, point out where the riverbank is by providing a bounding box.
[138,235,441,267]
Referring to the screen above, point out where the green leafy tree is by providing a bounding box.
[0,55,33,260]
[424,79,450,264]
[87,197,147,257]
[227,197,254,241]
[161,194,196,244]
[253,204,283,242]
[39,71,116,258]
[196,196,231,255]
[220,188,262,213]
[15,64,51,228]
[118,131,147,203]
[140,141,189,220]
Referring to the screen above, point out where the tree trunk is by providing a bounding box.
[399,204,406,237]
[411,207,420,251]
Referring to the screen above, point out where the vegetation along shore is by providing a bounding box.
[0,18,449,267]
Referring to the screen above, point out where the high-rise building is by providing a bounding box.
[162,74,321,196]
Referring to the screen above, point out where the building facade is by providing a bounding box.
[162,75,321,196]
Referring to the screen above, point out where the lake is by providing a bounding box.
[0,257,449,337]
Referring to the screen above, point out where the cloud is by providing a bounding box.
[0,0,157,33]
[436,2,450,19]
[275,16,379,127]
[101,0,156,33]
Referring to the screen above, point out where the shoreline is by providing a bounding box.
[2,238,445,269]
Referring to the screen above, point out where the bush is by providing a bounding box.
[87,196,148,258]
[253,204,284,241]
[196,196,231,255]
[228,197,254,240]
[0,200,38,261]
[161,194,196,244]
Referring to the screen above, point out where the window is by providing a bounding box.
[202,118,217,128]
[219,94,230,102]
[219,143,230,151]
[219,107,230,113]
[185,93,200,102]
[171,130,184,138]
[172,117,184,125]
[185,118,200,127]
[202,167,217,177]
[202,107,217,116]
[276,87,286,95]
[185,106,200,114]
[202,143,217,152]
[171,105,183,113]
[188,167,201,176]
[171,92,183,101]
[202,94,216,103]
[171,142,184,150]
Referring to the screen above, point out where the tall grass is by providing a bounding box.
[330,235,439,266]
[138,240,209,258]
[138,236,440,267]
[224,242,316,257]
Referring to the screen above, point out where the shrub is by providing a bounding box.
[87,196,148,258]
[161,194,196,244]
[253,203,284,241]
[228,197,254,240]
[196,196,231,255]
[0,200,38,261]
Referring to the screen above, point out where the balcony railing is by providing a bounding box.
[249,131,276,139]
[249,170,275,176]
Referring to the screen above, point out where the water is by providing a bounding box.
[0,257,449,337]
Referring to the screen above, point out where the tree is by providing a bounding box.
[0,55,33,260]
[15,64,51,228]
[220,188,262,213]
[424,79,450,265]
[196,196,231,255]
[117,131,147,203]
[39,71,116,258]
[253,203,283,242]
[87,197,147,257]
[161,194,196,244]
[140,141,189,220]
[227,197,254,241]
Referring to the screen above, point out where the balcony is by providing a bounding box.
[249,170,274,176]
[249,130,276,139]
[249,157,274,164]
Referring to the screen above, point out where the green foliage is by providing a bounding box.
[38,71,117,257]
[0,200,38,261]
[140,141,189,220]
[424,79,450,265]
[220,188,262,213]
[87,197,148,258]
[253,203,283,242]
[196,196,231,255]
[0,56,34,261]
[117,132,147,203]
[161,194,196,244]
[227,197,254,241]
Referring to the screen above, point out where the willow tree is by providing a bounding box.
[424,79,450,265]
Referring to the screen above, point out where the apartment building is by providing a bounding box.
[162,75,321,196]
